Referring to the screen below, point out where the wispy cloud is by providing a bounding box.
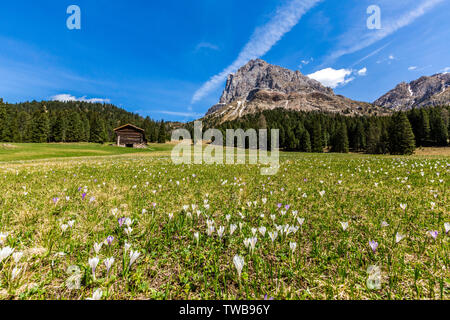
[326,0,444,64]
[154,110,203,118]
[51,94,110,104]
[191,0,322,104]
[195,42,220,52]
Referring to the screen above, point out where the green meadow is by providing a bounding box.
[0,144,448,300]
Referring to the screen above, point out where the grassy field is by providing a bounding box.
[0,143,173,162]
[0,145,448,300]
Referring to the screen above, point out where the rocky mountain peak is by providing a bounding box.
[218,59,332,105]
[205,59,386,122]
[374,73,450,110]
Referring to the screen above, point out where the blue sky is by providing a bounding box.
[0,0,449,121]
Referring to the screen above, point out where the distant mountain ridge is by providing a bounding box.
[374,73,450,110]
[204,59,389,123]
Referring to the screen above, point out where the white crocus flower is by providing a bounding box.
[0,246,14,263]
[217,226,225,238]
[230,224,237,236]
[268,231,278,243]
[445,222,450,234]
[93,243,103,254]
[104,257,115,275]
[258,227,267,237]
[129,250,141,268]
[13,252,23,264]
[89,257,100,280]
[0,233,8,245]
[233,255,245,278]
[87,289,103,300]
[396,233,405,244]
[340,222,349,231]
[290,242,297,253]
[11,267,22,280]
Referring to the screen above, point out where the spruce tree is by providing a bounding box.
[158,121,167,143]
[299,130,311,152]
[30,104,50,143]
[311,120,323,153]
[332,122,349,153]
[388,112,416,155]
[0,99,8,142]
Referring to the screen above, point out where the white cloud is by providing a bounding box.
[357,67,367,76]
[51,94,110,104]
[389,55,395,60]
[307,68,354,88]
[408,66,418,71]
[326,0,444,63]
[195,42,220,51]
[191,0,322,103]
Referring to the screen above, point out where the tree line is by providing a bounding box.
[0,99,168,144]
[207,106,449,155]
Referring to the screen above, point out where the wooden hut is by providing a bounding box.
[114,124,147,148]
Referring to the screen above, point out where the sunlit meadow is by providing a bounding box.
[0,149,448,300]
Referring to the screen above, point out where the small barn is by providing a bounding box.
[114,124,147,148]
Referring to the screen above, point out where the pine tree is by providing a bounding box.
[332,122,349,153]
[311,120,323,153]
[388,112,416,155]
[299,130,311,152]
[0,99,9,142]
[30,104,50,143]
[418,109,431,146]
[90,115,107,143]
[158,120,167,143]
[430,110,448,146]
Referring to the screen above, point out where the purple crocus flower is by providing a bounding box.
[304,178,308,182]
[264,294,274,300]
[52,197,59,204]
[277,203,282,209]
[106,236,114,246]
[118,217,125,227]
[369,241,379,253]
[285,205,290,211]
[429,231,438,239]
[78,187,82,192]
[82,193,87,200]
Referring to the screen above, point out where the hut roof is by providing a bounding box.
[113,124,145,132]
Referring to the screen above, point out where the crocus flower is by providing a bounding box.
[396,233,405,244]
[277,203,282,209]
[12,252,23,263]
[259,227,267,237]
[233,255,244,278]
[369,241,379,253]
[89,257,99,280]
[104,257,115,276]
[86,289,103,301]
[82,193,87,200]
[11,267,21,281]
[94,243,102,254]
[445,223,450,234]
[0,233,8,245]
[400,203,407,210]
[106,236,114,246]
[118,218,125,227]
[290,242,297,253]
[340,222,349,231]
[381,221,389,228]
[129,250,141,268]
[52,197,59,204]
[194,232,199,243]
[285,205,290,211]
[429,231,438,239]
[230,224,237,236]
[0,246,14,263]
[268,231,278,243]
[61,224,69,233]
[264,294,274,301]
[217,226,225,238]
